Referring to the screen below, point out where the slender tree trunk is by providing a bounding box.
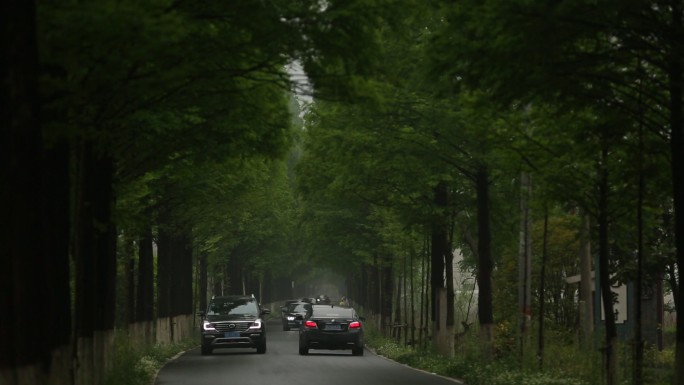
[126,234,136,326]
[157,217,172,322]
[475,165,494,356]
[381,260,394,333]
[537,210,549,370]
[419,234,427,347]
[92,153,116,384]
[410,246,416,347]
[176,230,193,317]
[669,3,684,382]
[72,142,96,385]
[136,222,154,346]
[136,222,154,322]
[431,182,447,343]
[199,252,208,313]
[445,245,455,328]
[403,253,409,346]
[394,266,403,341]
[598,146,617,385]
[580,211,594,347]
[518,172,532,363]
[633,84,645,385]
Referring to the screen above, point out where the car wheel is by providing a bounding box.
[352,346,364,356]
[298,343,309,355]
[256,341,267,354]
[201,345,212,355]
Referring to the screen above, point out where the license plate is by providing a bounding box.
[325,324,342,330]
[225,332,240,338]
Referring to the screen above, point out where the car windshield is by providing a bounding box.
[207,298,258,316]
[312,307,354,318]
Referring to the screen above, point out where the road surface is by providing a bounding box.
[154,318,463,385]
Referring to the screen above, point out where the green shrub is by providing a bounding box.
[104,332,198,385]
[366,332,590,385]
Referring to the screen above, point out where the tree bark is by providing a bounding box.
[669,3,684,383]
[199,252,208,313]
[475,165,494,355]
[0,1,72,383]
[518,172,532,360]
[125,234,136,326]
[431,181,447,334]
[579,211,594,347]
[597,146,616,385]
[136,223,154,323]
[157,211,172,320]
[537,210,548,369]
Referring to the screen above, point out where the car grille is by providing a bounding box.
[213,322,251,332]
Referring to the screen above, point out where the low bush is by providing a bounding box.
[104,332,198,385]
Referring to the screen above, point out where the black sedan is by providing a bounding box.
[296,305,365,356]
[280,301,311,331]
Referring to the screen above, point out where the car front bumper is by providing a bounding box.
[202,330,265,349]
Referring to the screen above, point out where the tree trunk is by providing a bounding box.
[579,211,594,347]
[136,223,154,323]
[199,252,208,313]
[518,171,532,361]
[394,267,403,341]
[174,230,193,317]
[136,222,154,346]
[125,234,136,327]
[0,1,72,383]
[669,4,684,383]
[475,165,494,356]
[72,142,116,385]
[157,218,173,321]
[410,246,416,347]
[382,261,394,337]
[537,210,549,369]
[419,234,428,347]
[598,146,616,385]
[431,182,447,341]
[633,88,645,385]
[42,137,72,385]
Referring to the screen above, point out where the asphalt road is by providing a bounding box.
[154,318,462,385]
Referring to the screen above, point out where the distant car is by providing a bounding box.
[280,301,312,331]
[315,294,331,305]
[296,305,365,356]
[199,295,270,355]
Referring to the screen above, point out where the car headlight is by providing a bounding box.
[248,319,263,329]
[287,316,295,321]
[203,321,216,331]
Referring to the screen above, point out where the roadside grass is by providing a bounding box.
[364,324,674,385]
[104,331,198,385]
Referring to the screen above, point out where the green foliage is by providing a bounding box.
[104,330,197,385]
[366,331,590,385]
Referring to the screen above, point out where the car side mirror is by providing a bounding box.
[280,306,288,312]
[196,310,205,317]
[261,309,271,316]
